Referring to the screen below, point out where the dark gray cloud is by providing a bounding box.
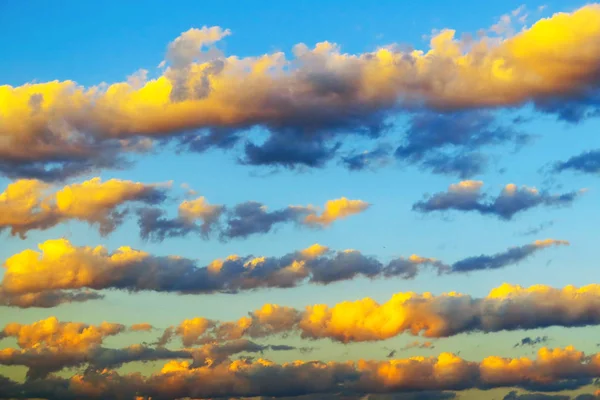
[554,149,600,175]
[412,181,582,220]
[0,153,128,182]
[534,90,600,123]
[450,240,567,273]
[503,391,570,400]
[137,201,310,241]
[137,196,368,242]
[137,207,200,241]
[395,111,530,178]
[419,152,489,179]
[241,135,343,169]
[514,336,550,348]
[177,127,241,153]
[519,221,554,237]
[519,378,594,393]
[0,289,104,308]
[221,201,310,239]
[340,144,393,171]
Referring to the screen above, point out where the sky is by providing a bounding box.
[1,0,600,399]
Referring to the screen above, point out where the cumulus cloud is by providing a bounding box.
[0,177,168,238]
[2,5,600,178]
[412,180,583,220]
[0,239,565,307]
[154,283,600,345]
[138,196,370,241]
[3,346,600,398]
[0,316,124,351]
[554,150,600,175]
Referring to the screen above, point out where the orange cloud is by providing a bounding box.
[0,177,167,238]
[303,197,370,227]
[0,316,124,351]
[129,323,154,332]
[157,283,600,345]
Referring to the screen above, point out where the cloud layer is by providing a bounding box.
[150,282,600,346]
[2,5,600,178]
[0,239,565,307]
[2,345,600,398]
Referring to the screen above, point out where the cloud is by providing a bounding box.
[400,341,436,351]
[554,150,600,175]
[514,336,550,348]
[450,239,568,272]
[156,282,600,345]
[412,180,582,220]
[395,111,530,178]
[0,239,564,306]
[0,317,125,351]
[241,135,343,169]
[129,323,154,332]
[0,344,190,380]
[138,196,369,241]
[2,5,600,178]
[220,201,311,239]
[3,346,600,398]
[503,391,570,400]
[519,221,554,236]
[137,198,225,241]
[0,177,168,238]
[303,198,371,227]
[0,288,104,308]
[0,317,297,380]
[341,144,392,171]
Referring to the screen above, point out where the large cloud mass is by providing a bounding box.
[154,282,600,345]
[2,5,600,178]
[2,345,600,399]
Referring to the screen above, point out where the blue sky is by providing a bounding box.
[1,1,600,399]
